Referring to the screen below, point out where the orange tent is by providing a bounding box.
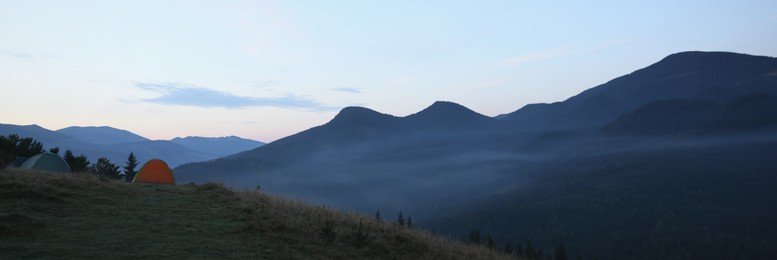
[132,159,175,184]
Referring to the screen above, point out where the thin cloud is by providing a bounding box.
[503,40,631,66]
[705,14,776,49]
[0,49,33,59]
[136,82,332,110]
[333,87,362,93]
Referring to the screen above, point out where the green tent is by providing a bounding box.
[20,153,71,173]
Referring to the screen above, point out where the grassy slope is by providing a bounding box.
[0,169,514,259]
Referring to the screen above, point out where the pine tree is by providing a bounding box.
[503,242,513,255]
[63,149,90,173]
[123,152,138,182]
[0,135,16,167]
[516,244,524,257]
[555,242,567,260]
[12,135,44,157]
[375,210,381,222]
[0,134,44,158]
[468,229,481,245]
[407,216,413,228]
[526,241,537,260]
[397,212,405,226]
[90,157,120,179]
[48,147,60,155]
[486,235,496,249]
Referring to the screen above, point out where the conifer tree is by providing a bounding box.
[397,211,405,226]
[486,235,496,249]
[503,242,513,255]
[468,229,481,245]
[48,147,60,155]
[63,149,90,172]
[0,134,43,158]
[526,241,537,260]
[90,157,120,179]
[375,210,381,222]
[0,135,15,167]
[407,216,413,228]
[13,135,44,157]
[555,242,567,260]
[123,152,138,182]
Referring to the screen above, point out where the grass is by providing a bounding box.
[0,168,516,259]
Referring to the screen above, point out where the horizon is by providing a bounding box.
[2,1,776,142]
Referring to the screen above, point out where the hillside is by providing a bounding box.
[174,100,514,218]
[601,93,777,135]
[427,134,777,259]
[173,51,777,259]
[0,169,513,259]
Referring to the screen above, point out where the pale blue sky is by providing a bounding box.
[1,1,775,141]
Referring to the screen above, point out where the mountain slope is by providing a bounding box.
[427,135,777,260]
[171,136,264,157]
[57,126,149,145]
[0,169,512,259]
[602,93,777,135]
[175,101,514,217]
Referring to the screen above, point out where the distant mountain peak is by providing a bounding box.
[56,125,149,145]
[403,101,499,130]
[329,106,396,126]
[662,50,766,60]
[336,106,381,116]
[408,101,484,119]
[644,51,776,76]
[426,100,469,110]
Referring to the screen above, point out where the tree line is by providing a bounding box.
[370,209,582,260]
[1,134,140,182]
[465,228,585,260]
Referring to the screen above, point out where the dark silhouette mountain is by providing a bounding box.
[501,51,777,132]
[175,100,511,216]
[57,126,149,145]
[174,51,777,259]
[171,136,264,157]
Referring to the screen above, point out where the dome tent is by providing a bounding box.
[133,159,175,185]
[20,153,70,173]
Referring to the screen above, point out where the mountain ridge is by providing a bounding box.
[174,51,777,259]
[0,124,263,167]
[501,51,777,132]
[57,126,149,145]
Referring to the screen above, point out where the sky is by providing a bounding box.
[1,1,776,142]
